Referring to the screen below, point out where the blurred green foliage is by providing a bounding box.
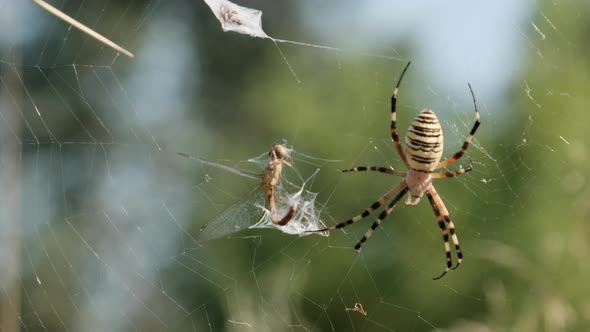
[2,0,590,331]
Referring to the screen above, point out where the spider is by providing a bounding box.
[308,62,480,279]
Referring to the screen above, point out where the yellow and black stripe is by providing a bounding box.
[405,109,444,172]
[426,186,463,280]
[354,186,409,251]
[435,83,480,170]
[306,182,407,233]
[341,166,405,177]
[390,61,412,167]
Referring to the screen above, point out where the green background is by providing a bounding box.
[1,0,589,331]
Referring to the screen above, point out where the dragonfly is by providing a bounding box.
[178,144,328,241]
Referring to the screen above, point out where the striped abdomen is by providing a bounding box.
[405,109,443,172]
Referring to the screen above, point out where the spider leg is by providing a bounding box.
[391,61,412,168]
[341,166,406,177]
[354,185,409,251]
[268,188,297,226]
[427,194,452,280]
[435,83,480,170]
[307,182,407,233]
[431,161,473,179]
[426,185,463,280]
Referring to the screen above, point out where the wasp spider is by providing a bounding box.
[309,62,480,279]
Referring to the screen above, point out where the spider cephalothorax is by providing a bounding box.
[309,62,480,279]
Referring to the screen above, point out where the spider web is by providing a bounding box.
[180,145,333,240]
[1,0,588,331]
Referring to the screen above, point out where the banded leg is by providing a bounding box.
[391,61,412,168]
[307,182,407,233]
[426,190,452,279]
[436,83,481,170]
[268,189,297,226]
[354,186,409,251]
[431,161,473,179]
[426,185,463,280]
[342,166,406,177]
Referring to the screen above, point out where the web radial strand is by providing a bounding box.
[3,0,562,331]
[181,146,330,240]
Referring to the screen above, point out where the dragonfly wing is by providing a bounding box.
[198,188,265,241]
